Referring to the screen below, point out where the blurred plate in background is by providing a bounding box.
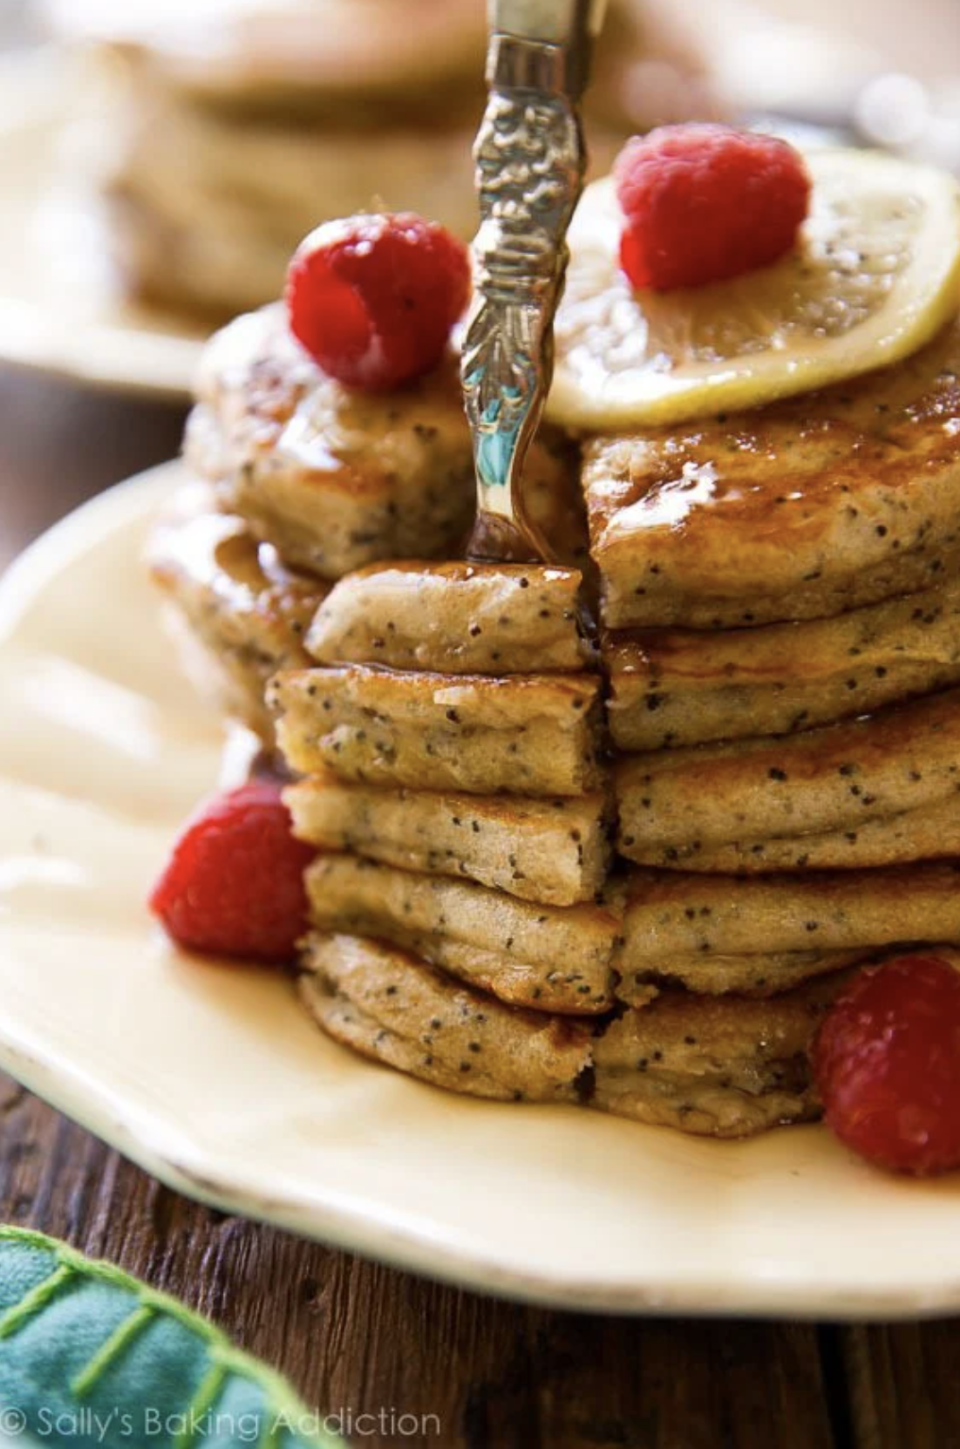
[0,51,205,399]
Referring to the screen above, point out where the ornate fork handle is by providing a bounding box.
[462,32,589,562]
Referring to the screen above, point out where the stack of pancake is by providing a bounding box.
[152,273,960,1140]
[272,560,852,1137]
[594,316,960,1008]
[49,0,673,321]
[276,559,614,1074]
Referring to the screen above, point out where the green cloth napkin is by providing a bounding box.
[0,1228,341,1449]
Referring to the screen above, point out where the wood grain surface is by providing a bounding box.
[2,363,960,1449]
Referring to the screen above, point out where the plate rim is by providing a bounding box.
[4,463,960,1320]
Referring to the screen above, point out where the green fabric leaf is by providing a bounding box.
[0,1228,342,1449]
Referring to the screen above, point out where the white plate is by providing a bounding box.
[0,53,204,398]
[3,462,960,1318]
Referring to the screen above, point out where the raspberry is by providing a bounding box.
[285,212,470,390]
[614,124,811,291]
[812,955,960,1175]
[149,780,314,962]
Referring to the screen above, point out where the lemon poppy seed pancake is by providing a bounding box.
[592,972,852,1139]
[616,686,960,868]
[285,779,611,907]
[184,306,476,579]
[682,794,960,876]
[618,864,960,996]
[298,933,851,1135]
[299,934,593,1103]
[306,562,596,675]
[270,666,605,797]
[148,488,323,739]
[617,945,872,1004]
[603,574,960,752]
[582,317,960,629]
[304,856,619,1014]
[185,305,583,581]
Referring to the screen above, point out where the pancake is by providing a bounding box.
[299,933,858,1137]
[616,686,960,867]
[604,574,960,751]
[582,317,960,629]
[667,790,960,875]
[304,855,620,1013]
[617,945,872,1002]
[184,306,476,578]
[106,108,482,321]
[593,972,851,1138]
[285,779,612,907]
[270,665,606,797]
[618,864,960,992]
[185,305,582,579]
[148,488,322,739]
[306,562,596,675]
[299,933,592,1102]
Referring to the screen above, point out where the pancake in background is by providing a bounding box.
[45,0,488,108]
[49,0,679,319]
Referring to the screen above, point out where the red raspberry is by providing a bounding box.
[149,781,314,962]
[285,212,470,390]
[614,124,811,291]
[812,955,960,1176]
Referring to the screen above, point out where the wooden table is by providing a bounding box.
[0,362,958,1449]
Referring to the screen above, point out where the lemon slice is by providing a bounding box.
[547,147,960,432]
